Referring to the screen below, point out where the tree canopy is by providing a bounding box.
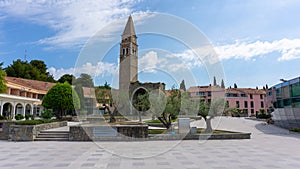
[213,76,217,86]
[42,82,80,118]
[58,74,76,84]
[5,59,55,82]
[221,79,225,88]
[157,86,181,128]
[97,81,111,89]
[180,80,186,91]
[0,67,7,93]
[74,73,94,87]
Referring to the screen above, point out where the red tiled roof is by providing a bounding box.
[226,88,266,95]
[5,76,56,92]
[188,86,266,95]
[188,86,225,92]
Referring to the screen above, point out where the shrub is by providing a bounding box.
[290,128,300,132]
[41,109,54,119]
[15,114,24,120]
[0,115,5,120]
[15,119,58,125]
[25,114,32,120]
[257,113,271,119]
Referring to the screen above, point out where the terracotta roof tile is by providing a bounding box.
[5,76,56,92]
[188,86,266,95]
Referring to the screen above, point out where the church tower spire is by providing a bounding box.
[122,15,136,39]
[119,15,138,91]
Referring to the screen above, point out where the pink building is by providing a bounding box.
[188,86,267,116]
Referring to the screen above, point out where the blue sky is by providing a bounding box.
[0,0,300,89]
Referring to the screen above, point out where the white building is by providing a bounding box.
[0,76,56,119]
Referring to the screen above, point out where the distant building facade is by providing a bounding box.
[0,77,56,119]
[266,77,300,129]
[188,86,267,117]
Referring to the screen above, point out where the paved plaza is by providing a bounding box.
[1,117,300,169]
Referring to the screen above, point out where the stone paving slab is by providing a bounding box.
[0,117,300,169]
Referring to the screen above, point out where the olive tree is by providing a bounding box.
[198,98,225,133]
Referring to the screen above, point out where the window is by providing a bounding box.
[207,92,211,96]
[196,92,205,96]
[283,99,291,106]
[244,101,248,108]
[250,94,253,99]
[260,94,263,99]
[126,48,129,55]
[250,101,254,108]
[251,109,254,114]
[274,100,284,108]
[236,101,240,108]
[290,82,300,97]
[241,93,247,97]
[122,48,125,55]
[268,91,272,96]
[38,94,44,100]
[261,101,264,108]
[226,93,238,97]
[276,89,281,97]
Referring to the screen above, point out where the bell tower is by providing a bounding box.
[119,15,138,91]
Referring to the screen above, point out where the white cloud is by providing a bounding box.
[172,49,202,67]
[165,38,300,67]
[139,51,159,72]
[278,48,300,61]
[0,0,138,49]
[139,50,193,74]
[215,38,300,61]
[47,67,75,80]
[48,61,117,80]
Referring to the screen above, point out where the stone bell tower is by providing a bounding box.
[119,15,138,91]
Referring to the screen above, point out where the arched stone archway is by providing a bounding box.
[130,87,150,121]
[25,104,32,116]
[2,102,14,119]
[15,103,24,116]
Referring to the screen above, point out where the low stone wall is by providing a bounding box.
[69,124,148,141]
[69,126,92,141]
[8,121,67,141]
[191,133,251,140]
[148,132,251,140]
[0,121,16,140]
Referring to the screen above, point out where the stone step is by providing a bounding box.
[37,134,69,138]
[34,130,70,141]
[39,130,69,134]
[34,137,69,141]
